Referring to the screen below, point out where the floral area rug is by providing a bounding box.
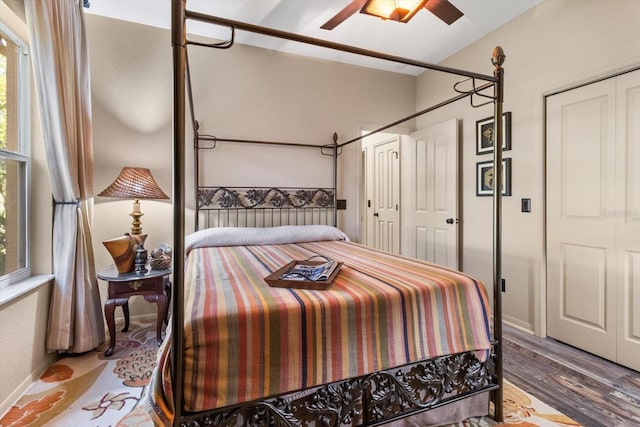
[0,318,579,427]
[0,319,158,427]
[445,381,581,427]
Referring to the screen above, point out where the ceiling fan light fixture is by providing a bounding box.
[361,0,426,23]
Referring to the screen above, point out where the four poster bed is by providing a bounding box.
[162,1,506,426]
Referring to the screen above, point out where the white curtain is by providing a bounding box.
[25,0,104,353]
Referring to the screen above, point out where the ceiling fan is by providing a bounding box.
[321,0,463,30]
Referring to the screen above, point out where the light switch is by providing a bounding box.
[521,198,531,213]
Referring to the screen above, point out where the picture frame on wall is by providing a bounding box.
[476,158,512,197]
[476,112,511,155]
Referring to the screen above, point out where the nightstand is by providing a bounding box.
[98,264,172,357]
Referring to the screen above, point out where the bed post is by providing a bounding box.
[171,0,186,425]
[193,121,200,231]
[332,132,338,227]
[492,46,506,422]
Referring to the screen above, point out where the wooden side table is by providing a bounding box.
[98,264,172,357]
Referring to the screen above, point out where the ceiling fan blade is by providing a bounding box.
[425,0,464,25]
[321,0,368,30]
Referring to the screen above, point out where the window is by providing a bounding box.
[0,23,29,286]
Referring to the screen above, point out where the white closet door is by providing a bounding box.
[615,70,640,371]
[546,79,618,361]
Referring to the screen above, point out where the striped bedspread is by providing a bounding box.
[180,236,492,412]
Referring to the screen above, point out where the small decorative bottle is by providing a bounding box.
[134,244,148,274]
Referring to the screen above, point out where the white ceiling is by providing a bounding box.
[84,0,542,75]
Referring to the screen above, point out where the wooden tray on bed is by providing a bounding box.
[264,259,343,290]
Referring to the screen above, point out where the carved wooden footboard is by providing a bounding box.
[180,347,497,427]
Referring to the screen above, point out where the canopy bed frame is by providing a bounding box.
[170,1,506,426]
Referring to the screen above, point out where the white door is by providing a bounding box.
[403,119,459,269]
[615,70,640,371]
[547,78,617,361]
[372,137,400,254]
[547,69,640,370]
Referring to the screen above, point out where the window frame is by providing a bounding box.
[0,20,31,288]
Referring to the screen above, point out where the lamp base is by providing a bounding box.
[130,211,144,235]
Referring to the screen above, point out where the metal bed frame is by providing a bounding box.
[171,0,505,425]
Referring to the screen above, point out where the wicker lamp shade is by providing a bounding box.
[98,167,169,200]
[99,167,169,236]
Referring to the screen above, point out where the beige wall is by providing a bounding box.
[0,0,55,414]
[87,1,640,332]
[0,283,53,414]
[87,15,416,314]
[89,16,174,316]
[415,0,640,333]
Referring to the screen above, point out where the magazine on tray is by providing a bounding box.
[279,256,339,282]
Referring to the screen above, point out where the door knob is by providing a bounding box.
[373,212,379,217]
[446,218,454,224]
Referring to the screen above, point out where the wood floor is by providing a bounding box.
[503,323,640,427]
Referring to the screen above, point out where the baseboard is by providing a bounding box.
[503,315,534,335]
[0,352,56,419]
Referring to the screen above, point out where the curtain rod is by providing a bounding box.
[184,10,497,83]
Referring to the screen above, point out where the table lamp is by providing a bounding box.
[98,166,169,235]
